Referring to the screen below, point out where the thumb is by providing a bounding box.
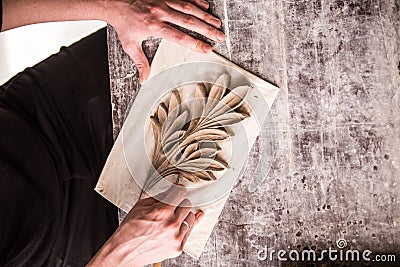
[125,42,150,84]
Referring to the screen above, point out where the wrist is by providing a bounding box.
[88,225,145,267]
[98,0,132,28]
[71,0,112,22]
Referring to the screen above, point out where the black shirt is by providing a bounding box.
[0,28,118,266]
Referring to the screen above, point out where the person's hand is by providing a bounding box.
[4,0,224,83]
[87,186,203,267]
[106,0,226,82]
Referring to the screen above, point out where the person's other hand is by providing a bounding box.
[107,0,225,83]
[87,186,203,267]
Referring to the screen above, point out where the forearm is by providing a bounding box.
[2,0,225,83]
[2,0,112,31]
[87,227,146,267]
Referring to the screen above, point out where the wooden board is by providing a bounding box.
[106,0,400,265]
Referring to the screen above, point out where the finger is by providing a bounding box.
[181,211,203,244]
[174,199,192,222]
[123,42,150,83]
[186,0,210,10]
[178,212,195,238]
[194,210,204,224]
[178,211,203,240]
[161,7,223,42]
[165,0,222,29]
[163,8,225,43]
[157,23,213,53]
[178,211,203,249]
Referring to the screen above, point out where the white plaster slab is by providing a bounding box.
[95,40,279,259]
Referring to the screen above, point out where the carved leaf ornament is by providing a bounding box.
[143,74,252,193]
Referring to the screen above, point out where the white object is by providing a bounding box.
[0,21,105,85]
[95,39,279,259]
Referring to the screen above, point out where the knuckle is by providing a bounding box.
[148,22,163,31]
[181,2,193,12]
[213,28,220,36]
[207,14,216,23]
[183,15,196,25]
[174,33,188,43]
[154,203,169,214]
[169,219,181,230]
[149,4,164,15]
[202,25,211,36]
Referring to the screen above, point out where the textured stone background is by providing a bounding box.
[107,0,399,266]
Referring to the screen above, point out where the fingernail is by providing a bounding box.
[211,18,221,27]
[196,211,204,220]
[202,1,210,9]
[202,43,213,53]
[217,31,226,42]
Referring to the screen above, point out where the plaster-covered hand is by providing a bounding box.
[87,186,203,267]
[2,0,225,83]
[106,0,225,82]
